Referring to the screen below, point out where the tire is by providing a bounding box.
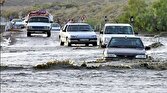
[67,41,71,46]
[93,43,97,46]
[47,31,51,37]
[99,40,105,48]
[60,40,64,46]
[27,32,31,37]
[101,45,106,48]
[58,35,60,40]
[66,38,71,46]
[85,44,89,46]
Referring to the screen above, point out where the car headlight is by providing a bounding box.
[70,35,77,38]
[91,35,97,38]
[135,55,146,59]
[108,54,117,58]
[44,26,50,30]
[27,26,32,29]
[104,50,117,58]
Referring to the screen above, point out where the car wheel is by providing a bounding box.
[66,38,71,46]
[67,42,71,46]
[60,40,64,46]
[47,31,51,37]
[93,43,97,46]
[99,41,105,48]
[27,32,31,37]
[85,44,89,46]
[59,35,60,40]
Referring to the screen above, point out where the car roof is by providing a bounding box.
[105,23,132,27]
[66,22,89,25]
[52,23,59,24]
[12,19,22,21]
[29,16,49,18]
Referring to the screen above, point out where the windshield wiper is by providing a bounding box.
[81,29,90,31]
[110,45,122,48]
[126,46,143,48]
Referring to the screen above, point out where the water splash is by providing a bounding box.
[148,42,164,48]
[32,59,167,70]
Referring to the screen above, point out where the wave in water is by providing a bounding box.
[1,59,167,71]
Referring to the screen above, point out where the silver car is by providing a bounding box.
[103,35,150,59]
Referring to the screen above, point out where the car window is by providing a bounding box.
[62,25,67,32]
[108,37,144,48]
[67,25,93,32]
[52,23,60,27]
[29,17,49,23]
[12,19,22,22]
[105,26,133,34]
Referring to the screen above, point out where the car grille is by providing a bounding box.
[32,26,44,29]
[117,55,135,59]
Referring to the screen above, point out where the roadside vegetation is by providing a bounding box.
[1,0,166,33]
[118,0,167,33]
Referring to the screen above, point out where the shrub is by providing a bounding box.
[118,0,167,33]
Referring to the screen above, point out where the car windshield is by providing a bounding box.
[67,25,93,32]
[108,37,144,48]
[52,23,60,27]
[28,17,49,23]
[105,26,133,34]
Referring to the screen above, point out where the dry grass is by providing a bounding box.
[2,0,127,27]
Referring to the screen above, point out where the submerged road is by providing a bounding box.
[1,30,167,66]
[1,30,167,93]
[1,30,103,66]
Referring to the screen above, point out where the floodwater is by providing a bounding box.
[1,30,167,93]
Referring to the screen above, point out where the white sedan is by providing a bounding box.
[59,23,97,46]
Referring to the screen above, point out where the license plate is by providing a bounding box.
[80,39,89,41]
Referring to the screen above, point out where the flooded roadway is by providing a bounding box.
[1,30,167,93]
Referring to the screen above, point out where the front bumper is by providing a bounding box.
[104,53,147,59]
[13,25,25,29]
[27,29,50,33]
[69,38,97,44]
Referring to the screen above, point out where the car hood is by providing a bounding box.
[15,22,24,25]
[27,23,51,27]
[67,32,97,38]
[106,48,146,55]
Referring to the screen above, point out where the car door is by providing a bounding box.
[60,25,68,42]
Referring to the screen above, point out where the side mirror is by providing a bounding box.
[103,45,106,48]
[62,29,66,32]
[145,46,151,50]
[100,30,103,34]
[50,21,53,23]
[102,44,107,48]
[135,32,138,35]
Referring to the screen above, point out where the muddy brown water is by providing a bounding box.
[1,30,167,93]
